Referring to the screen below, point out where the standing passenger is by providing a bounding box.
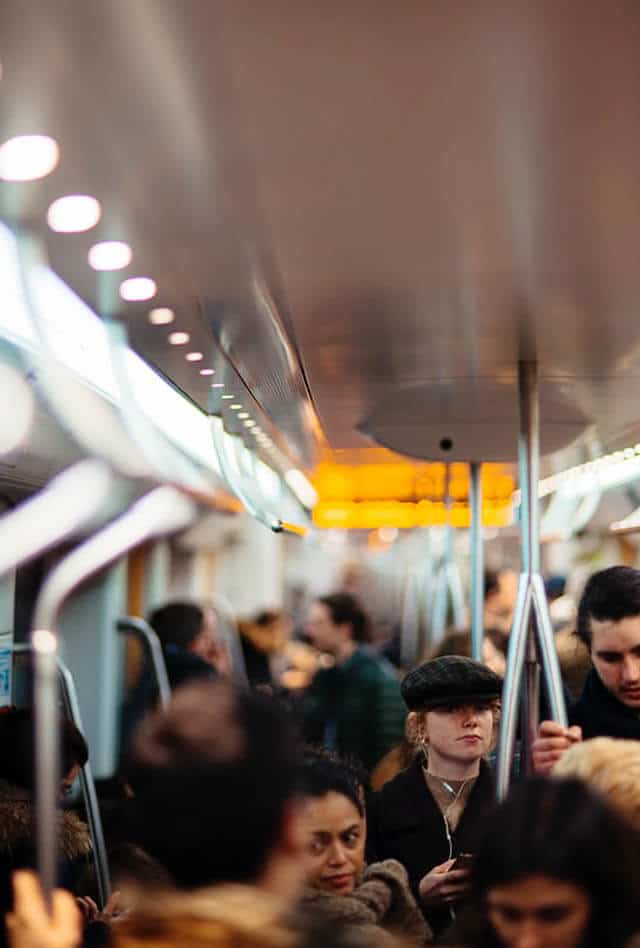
[302,594,406,771]
[533,566,640,773]
[451,777,640,948]
[367,657,501,939]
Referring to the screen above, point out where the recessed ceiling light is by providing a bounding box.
[238,412,249,420]
[120,277,157,301]
[168,331,190,346]
[47,195,101,233]
[186,351,203,362]
[149,307,174,325]
[230,403,242,410]
[221,394,234,399]
[0,135,59,181]
[88,241,132,271]
[211,383,225,388]
[200,368,214,376]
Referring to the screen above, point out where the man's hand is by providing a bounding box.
[532,720,582,774]
[419,859,471,907]
[6,871,81,948]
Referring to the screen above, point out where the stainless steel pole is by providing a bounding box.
[469,462,484,662]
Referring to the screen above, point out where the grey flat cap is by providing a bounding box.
[401,655,502,711]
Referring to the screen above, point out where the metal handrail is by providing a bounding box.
[116,616,171,708]
[11,645,111,908]
[31,486,196,904]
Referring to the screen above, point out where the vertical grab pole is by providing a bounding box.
[32,629,59,908]
[469,462,484,663]
[519,363,541,776]
[496,362,567,798]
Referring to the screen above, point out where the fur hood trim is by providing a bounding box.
[115,884,298,948]
[300,860,431,944]
[0,781,91,861]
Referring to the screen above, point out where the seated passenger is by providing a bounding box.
[0,708,91,935]
[367,657,501,939]
[451,777,640,948]
[148,601,226,690]
[298,750,430,944]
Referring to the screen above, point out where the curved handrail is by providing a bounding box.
[31,486,197,904]
[116,616,171,708]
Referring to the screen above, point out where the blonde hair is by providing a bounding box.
[552,737,640,830]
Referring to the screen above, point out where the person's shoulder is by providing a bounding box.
[371,756,420,806]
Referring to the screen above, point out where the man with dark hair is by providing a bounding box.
[126,679,304,896]
[302,594,405,771]
[533,565,640,772]
[148,601,227,689]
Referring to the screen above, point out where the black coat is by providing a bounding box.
[366,756,495,938]
[569,668,640,740]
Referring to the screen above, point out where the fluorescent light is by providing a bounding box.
[120,277,157,301]
[221,394,234,399]
[0,135,59,181]
[285,468,318,509]
[47,195,101,233]
[200,368,214,376]
[230,403,242,410]
[149,307,174,325]
[238,412,249,420]
[168,332,190,346]
[532,448,640,501]
[88,241,132,271]
[243,420,255,428]
[211,382,225,388]
[185,351,203,362]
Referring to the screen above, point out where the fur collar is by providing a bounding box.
[0,780,91,860]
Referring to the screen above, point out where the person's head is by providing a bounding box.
[0,707,88,796]
[297,751,366,896]
[575,566,640,708]
[401,657,501,771]
[125,679,303,900]
[149,601,221,665]
[241,610,293,655]
[305,594,371,656]
[426,629,507,677]
[462,777,640,948]
[484,569,517,618]
[552,737,640,830]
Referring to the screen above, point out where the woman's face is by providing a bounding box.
[424,703,495,764]
[486,874,591,948]
[302,791,366,895]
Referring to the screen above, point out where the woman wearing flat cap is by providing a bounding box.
[366,655,501,940]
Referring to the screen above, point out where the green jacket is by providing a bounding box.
[301,647,406,771]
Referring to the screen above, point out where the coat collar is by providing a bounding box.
[378,753,494,833]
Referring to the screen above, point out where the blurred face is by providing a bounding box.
[60,763,81,799]
[302,791,365,895]
[486,875,591,948]
[424,703,495,764]
[483,638,507,677]
[191,608,229,673]
[590,616,640,708]
[305,602,349,655]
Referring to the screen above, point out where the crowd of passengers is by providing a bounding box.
[3,564,640,948]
